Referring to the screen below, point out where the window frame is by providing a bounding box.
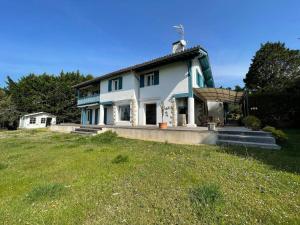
[145,73,155,87]
[112,79,119,91]
[29,117,36,124]
[140,70,159,88]
[119,105,130,121]
[41,118,46,124]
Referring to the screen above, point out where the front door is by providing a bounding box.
[145,103,157,125]
[95,108,99,125]
[46,118,52,127]
[87,109,93,124]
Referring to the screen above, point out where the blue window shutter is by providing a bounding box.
[196,73,200,86]
[118,77,122,90]
[154,71,159,85]
[140,75,144,87]
[108,80,112,92]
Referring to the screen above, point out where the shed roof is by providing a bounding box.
[193,88,245,104]
[22,112,56,118]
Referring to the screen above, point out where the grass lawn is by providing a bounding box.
[0,129,299,224]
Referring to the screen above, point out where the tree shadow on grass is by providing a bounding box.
[217,129,300,174]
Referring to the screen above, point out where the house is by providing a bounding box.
[73,41,229,127]
[19,112,56,129]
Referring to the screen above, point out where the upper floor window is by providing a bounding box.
[108,77,123,92]
[140,71,159,88]
[41,118,46,124]
[30,117,36,124]
[196,72,204,88]
[145,73,155,86]
[112,79,119,91]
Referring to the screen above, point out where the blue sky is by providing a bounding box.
[0,0,299,88]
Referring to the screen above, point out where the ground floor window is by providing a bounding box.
[41,118,46,124]
[29,117,36,124]
[119,105,130,121]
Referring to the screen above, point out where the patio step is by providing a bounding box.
[218,134,276,144]
[80,125,103,130]
[218,130,272,137]
[76,128,100,133]
[217,130,280,150]
[71,130,95,136]
[216,140,280,150]
[72,126,103,136]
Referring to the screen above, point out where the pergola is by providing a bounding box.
[193,88,245,104]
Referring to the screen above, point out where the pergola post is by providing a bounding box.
[187,97,196,127]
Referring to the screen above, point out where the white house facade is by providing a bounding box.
[19,112,56,129]
[74,42,221,127]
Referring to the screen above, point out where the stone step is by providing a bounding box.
[218,130,272,137]
[75,128,99,133]
[71,131,95,136]
[218,134,276,144]
[80,125,103,130]
[217,140,281,150]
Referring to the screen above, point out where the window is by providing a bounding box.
[41,118,46,124]
[112,79,119,91]
[145,73,155,86]
[119,105,130,121]
[196,72,204,87]
[140,71,159,88]
[29,117,36,124]
[108,77,123,92]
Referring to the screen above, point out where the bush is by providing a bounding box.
[189,183,223,222]
[189,184,222,208]
[0,163,7,170]
[112,154,129,164]
[262,126,288,143]
[91,131,118,144]
[25,183,66,202]
[242,116,261,130]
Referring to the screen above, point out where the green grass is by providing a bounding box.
[25,183,66,203]
[0,129,299,224]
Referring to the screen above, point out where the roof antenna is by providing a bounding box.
[172,24,186,53]
[173,24,185,40]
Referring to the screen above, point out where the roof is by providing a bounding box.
[21,112,56,118]
[74,46,205,88]
[193,88,245,104]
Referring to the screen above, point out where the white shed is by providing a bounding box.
[19,112,56,129]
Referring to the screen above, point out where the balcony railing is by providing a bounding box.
[77,94,100,106]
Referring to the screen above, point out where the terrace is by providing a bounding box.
[76,83,100,106]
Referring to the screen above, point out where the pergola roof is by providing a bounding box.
[194,88,245,104]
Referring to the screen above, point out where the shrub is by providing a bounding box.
[91,131,118,144]
[25,183,66,202]
[262,126,288,143]
[0,163,8,170]
[189,183,222,208]
[112,154,129,164]
[189,183,223,222]
[242,116,261,130]
[84,148,94,152]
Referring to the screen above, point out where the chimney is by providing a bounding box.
[172,40,186,53]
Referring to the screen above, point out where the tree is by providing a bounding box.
[0,89,19,129]
[244,42,300,92]
[234,85,244,92]
[4,71,93,126]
